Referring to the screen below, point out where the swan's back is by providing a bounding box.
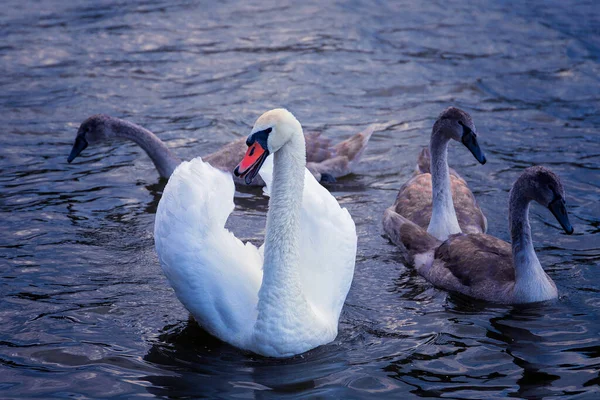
[154,158,263,347]
[426,234,515,298]
[298,169,357,322]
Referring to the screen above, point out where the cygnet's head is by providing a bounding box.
[432,107,486,165]
[234,108,302,185]
[67,114,115,163]
[512,166,573,234]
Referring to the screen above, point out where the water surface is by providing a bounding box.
[1,0,599,398]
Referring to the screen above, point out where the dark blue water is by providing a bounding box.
[1,0,599,398]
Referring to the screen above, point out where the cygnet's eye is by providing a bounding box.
[546,184,559,200]
[458,120,474,135]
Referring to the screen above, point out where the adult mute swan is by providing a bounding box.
[67,114,378,185]
[384,166,574,304]
[154,109,357,357]
[386,107,487,242]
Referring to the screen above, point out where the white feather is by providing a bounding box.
[154,155,356,357]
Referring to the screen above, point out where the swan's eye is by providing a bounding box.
[247,127,272,148]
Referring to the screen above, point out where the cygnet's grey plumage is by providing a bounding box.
[68,114,380,185]
[68,114,181,178]
[385,107,487,243]
[386,166,574,304]
[415,146,461,178]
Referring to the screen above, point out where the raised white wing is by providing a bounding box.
[259,156,357,324]
[154,157,262,347]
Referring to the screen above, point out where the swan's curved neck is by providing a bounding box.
[427,132,461,241]
[260,133,306,301]
[254,131,309,349]
[112,119,181,178]
[509,187,556,301]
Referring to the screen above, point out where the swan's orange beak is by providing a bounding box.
[234,142,269,185]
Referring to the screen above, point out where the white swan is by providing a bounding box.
[154,109,357,357]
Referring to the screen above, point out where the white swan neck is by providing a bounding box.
[427,134,461,241]
[252,131,315,355]
[509,192,556,302]
[258,133,307,312]
[114,120,181,178]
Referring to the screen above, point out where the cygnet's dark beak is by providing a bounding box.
[461,130,486,165]
[548,196,574,235]
[67,135,88,163]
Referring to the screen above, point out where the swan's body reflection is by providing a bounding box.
[489,307,561,398]
[141,318,350,398]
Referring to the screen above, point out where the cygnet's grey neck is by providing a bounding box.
[427,129,461,241]
[111,118,181,178]
[509,180,557,302]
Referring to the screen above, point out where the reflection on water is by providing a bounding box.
[143,319,351,398]
[1,0,599,398]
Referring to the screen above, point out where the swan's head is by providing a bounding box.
[513,166,574,235]
[433,107,486,165]
[234,108,302,184]
[68,114,114,163]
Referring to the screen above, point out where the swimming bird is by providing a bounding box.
[383,166,573,304]
[387,107,487,242]
[67,114,377,185]
[154,109,357,357]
